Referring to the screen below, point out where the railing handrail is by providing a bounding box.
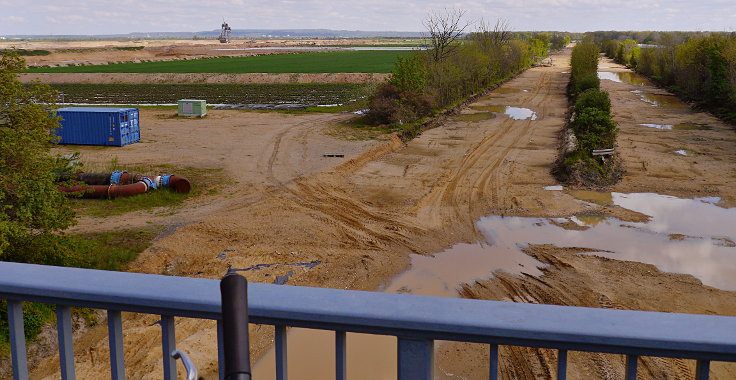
[2,261,736,361]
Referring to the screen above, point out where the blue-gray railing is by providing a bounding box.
[1,261,736,380]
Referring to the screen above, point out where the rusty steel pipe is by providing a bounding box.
[58,181,150,199]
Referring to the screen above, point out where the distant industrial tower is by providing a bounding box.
[219,20,231,43]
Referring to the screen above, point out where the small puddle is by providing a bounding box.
[639,93,690,109]
[455,112,497,122]
[639,123,673,130]
[492,88,522,94]
[673,149,695,156]
[544,185,564,191]
[674,122,712,131]
[470,105,538,120]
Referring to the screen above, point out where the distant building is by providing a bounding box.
[219,21,231,43]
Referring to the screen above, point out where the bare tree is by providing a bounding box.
[472,18,512,50]
[423,9,472,63]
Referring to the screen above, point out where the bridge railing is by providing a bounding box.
[1,261,735,380]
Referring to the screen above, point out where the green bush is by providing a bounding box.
[572,107,617,151]
[571,74,600,96]
[575,88,611,114]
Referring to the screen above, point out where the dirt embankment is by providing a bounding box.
[26,48,736,380]
[18,72,390,84]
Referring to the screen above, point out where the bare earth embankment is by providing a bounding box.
[23,47,736,379]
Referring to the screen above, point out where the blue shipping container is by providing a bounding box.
[56,107,140,146]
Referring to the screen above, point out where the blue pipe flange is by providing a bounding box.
[140,177,157,191]
[161,174,172,188]
[110,170,123,185]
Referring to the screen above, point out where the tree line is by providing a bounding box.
[366,12,570,136]
[595,31,736,123]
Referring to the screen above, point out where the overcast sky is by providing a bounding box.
[1,0,735,35]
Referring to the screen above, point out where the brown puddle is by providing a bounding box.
[253,192,736,378]
[567,190,613,205]
[598,71,653,86]
[639,93,690,109]
[492,87,522,94]
[674,122,712,130]
[455,112,497,122]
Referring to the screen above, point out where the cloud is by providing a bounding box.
[1,0,735,34]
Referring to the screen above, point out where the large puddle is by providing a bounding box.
[636,92,690,109]
[252,192,736,378]
[598,71,653,86]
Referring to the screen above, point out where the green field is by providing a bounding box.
[27,50,414,73]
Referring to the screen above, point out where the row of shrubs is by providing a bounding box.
[599,32,736,123]
[365,32,568,136]
[557,40,619,185]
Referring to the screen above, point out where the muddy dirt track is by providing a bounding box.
[27,47,736,379]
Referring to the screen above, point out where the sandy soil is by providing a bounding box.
[23,48,736,379]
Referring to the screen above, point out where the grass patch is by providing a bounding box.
[1,49,51,56]
[115,46,144,51]
[0,226,161,358]
[28,50,412,74]
[326,115,396,140]
[72,165,228,218]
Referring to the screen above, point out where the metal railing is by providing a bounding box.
[1,261,736,380]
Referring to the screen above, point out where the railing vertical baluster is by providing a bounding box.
[335,331,347,380]
[275,325,288,380]
[397,337,433,380]
[695,360,710,380]
[160,315,177,380]
[556,349,567,380]
[107,310,125,380]
[624,355,638,380]
[56,305,76,380]
[7,300,29,380]
[489,344,499,380]
[217,320,226,380]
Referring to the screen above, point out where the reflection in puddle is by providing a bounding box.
[471,105,538,120]
[674,149,693,156]
[544,185,564,191]
[598,71,653,86]
[383,242,544,298]
[680,136,709,144]
[639,93,689,108]
[455,112,496,122]
[639,123,673,130]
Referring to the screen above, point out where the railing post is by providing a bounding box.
[695,360,710,380]
[161,315,177,380]
[489,344,499,380]
[7,301,29,380]
[397,337,433,380]
[56,305,76,380]
[107,310,125,380]
[625,355,638,380]
[335,331,347,380]
[218,320,226,380]
[275,325,288,380]
[556,349,567,380]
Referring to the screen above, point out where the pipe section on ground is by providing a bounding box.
[57,171,192,198]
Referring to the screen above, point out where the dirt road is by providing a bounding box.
[30,48,736,379]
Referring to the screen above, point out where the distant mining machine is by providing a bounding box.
[219,20,232,43]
